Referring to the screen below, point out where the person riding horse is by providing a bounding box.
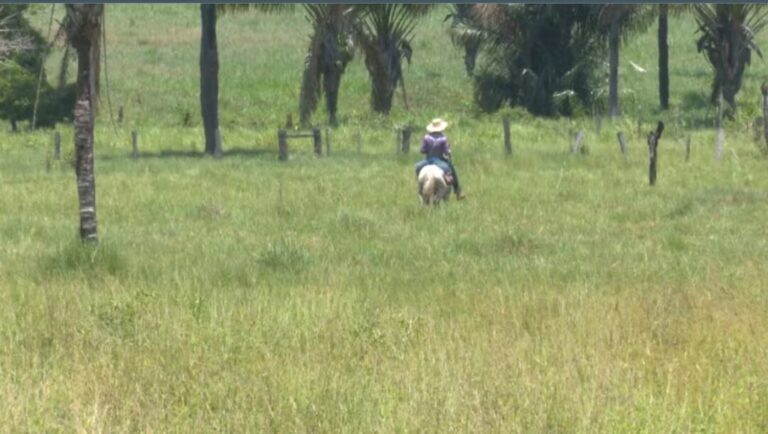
[415,118,465,201]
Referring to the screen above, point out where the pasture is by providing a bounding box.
[2,4,768,432]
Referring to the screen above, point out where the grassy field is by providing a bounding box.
[2,4,768,432]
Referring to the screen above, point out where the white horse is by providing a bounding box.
[417,164,452,205]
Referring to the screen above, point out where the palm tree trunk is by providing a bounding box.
[74,86,97,242]
[658,4,669,110]
[371,75,395,114]
[65,4,102,243]
[464,42,479,77]
[609,17,620,119]
[368,50,396,114]
[323,69,341,126]
[200,4,220,155]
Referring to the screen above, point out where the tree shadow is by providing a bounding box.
[102,147,276,160]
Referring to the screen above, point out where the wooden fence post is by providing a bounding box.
[213,128,223,157]
[648,121,664,186]
[616,131,627,160]
[356,128,362,154]
[571,131,585,154]
[394,129,399,154]
[685,134,691,162]
[131,129,138,159]
[312,127,322,156]
[503,115,512,156]
[53,130,61,160]
[715,94,724,161]
[594,109,602,136]
[401,125,411,154]
[278,129,288,161]
[761,82,768,150]
[117,105,124,125]
[325,126,330,156]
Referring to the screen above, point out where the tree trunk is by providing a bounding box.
[370,66,396,114]
[66,4,102,244]
[647,121,664,186]
[74,93,97,242]
[324,67,341,127]
[200,4,220,155]
[715,92,724,160]
[609,17,620,119]
[762,82,768,150]
[658,4,669,110]
[464,42,479,77]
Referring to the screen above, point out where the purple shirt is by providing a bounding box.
[421,133,451,158]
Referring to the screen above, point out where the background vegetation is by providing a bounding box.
[2,4,768,432]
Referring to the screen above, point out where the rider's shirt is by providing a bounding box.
[420,133,451,159]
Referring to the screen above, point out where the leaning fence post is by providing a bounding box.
[401,125,411,154]
[131,129,138,159]
[503,115,512,156]
[312,127,322,156]
[648,121,664,186]
[53,130,61,160]
[616,131,627,160]
[278,129,288,161]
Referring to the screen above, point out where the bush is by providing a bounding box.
[0,61,37,127]
[0,60,76,129]
[0,5,74,130]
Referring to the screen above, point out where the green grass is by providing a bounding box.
[2,4,768,432]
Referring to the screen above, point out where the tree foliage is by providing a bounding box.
[298,5,355,127]
[446,4,482,77]
[452,5,607,116]
[694,4,768,114]
[352,4,431,114]
[0,5,75,129]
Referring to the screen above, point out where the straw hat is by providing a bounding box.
[426,118,448,133]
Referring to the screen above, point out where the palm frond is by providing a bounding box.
[298,29,323,126]
[216,4,291,15]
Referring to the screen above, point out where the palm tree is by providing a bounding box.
[63,4,103,243]
[446,4,483,77]
[658,4,669,110]
[0,5,35,62]
[199,4,286,155]
[450,5,607,116]
[657,5,693,111]
[352,4,431,114]
[298,4,355,127]
[694,4,768,115]
[599,5,653,119]
[200,4,219,156]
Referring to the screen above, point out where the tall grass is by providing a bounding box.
[1,4,768,432]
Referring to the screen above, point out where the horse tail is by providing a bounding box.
[423,174,436,205]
